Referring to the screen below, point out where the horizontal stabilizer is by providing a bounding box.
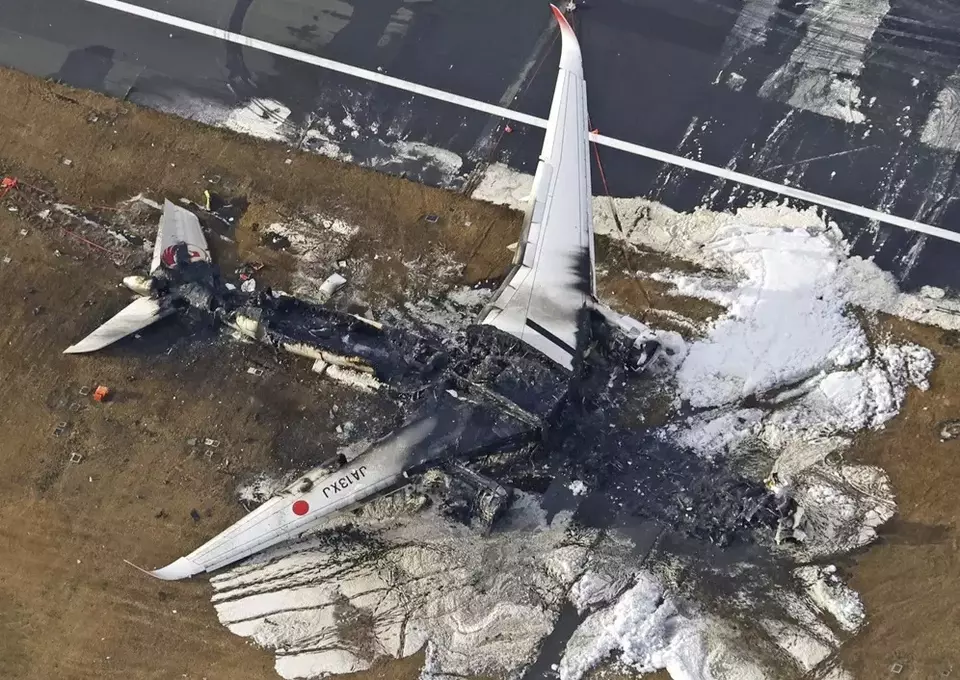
[63,296,172,354]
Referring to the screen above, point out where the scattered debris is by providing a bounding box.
[235,263,264,282]
[69,452,83,464]
[202,190,220,212]
[246,367,264,377]
[124,193,163,211]
[190,509,201,522]
[424,213,439,224]
[202,190,247,225]
[204,438,220,448]
[18,228,27,236]
[240,278,256,293]
[0,176,18,199]
[186,438,198,447]
[93,385,111,402]
[261,232,291,250]
[939,420,960,440]
[2,256,10,264]
[316,272,347,303]
[62,158,73,166]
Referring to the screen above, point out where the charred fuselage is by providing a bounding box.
[141,258,792,547]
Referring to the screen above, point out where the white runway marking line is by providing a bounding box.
[79,0,960,245]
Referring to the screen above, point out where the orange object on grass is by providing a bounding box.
[0,177,18,199]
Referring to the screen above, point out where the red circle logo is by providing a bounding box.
[161,244,206,268]
[292,500,310,516]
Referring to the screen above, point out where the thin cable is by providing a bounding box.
[589,118,653,312]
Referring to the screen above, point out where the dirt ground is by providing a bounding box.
[0,66,523,680]
[836,317,960,679]
[0,65,958,680]
[0,204,277,679]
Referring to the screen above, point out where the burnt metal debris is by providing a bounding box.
[939,419,960,440]
[131,250,796,548]
[432,462,514,534]
[202,190,248,226]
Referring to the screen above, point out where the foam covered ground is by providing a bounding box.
[209,166,944,680]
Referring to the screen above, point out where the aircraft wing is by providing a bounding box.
[146,383,544,580]
[478,5,594,372]
[63,296,173,354]
[150,199,211,274]
[148,415,440,580]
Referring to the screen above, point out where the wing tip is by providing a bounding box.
[63,344,97,354]
[63,340,105,354]
[144,556,206,581]
[549,4,583,73]
[549,4,574,34]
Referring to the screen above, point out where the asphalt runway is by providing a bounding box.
[4,0,960,290]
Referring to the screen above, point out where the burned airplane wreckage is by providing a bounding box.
[239,290,795,547]
[64,6,798,580]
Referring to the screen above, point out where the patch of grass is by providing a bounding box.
[0,67,522,300]
[594,233,725,336]
[838,314,960,679]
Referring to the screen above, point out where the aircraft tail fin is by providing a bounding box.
[150,200,211,275]
[63,296,173,354]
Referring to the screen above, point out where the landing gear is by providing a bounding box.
[626,339,661,374]
[429,462,514,535]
